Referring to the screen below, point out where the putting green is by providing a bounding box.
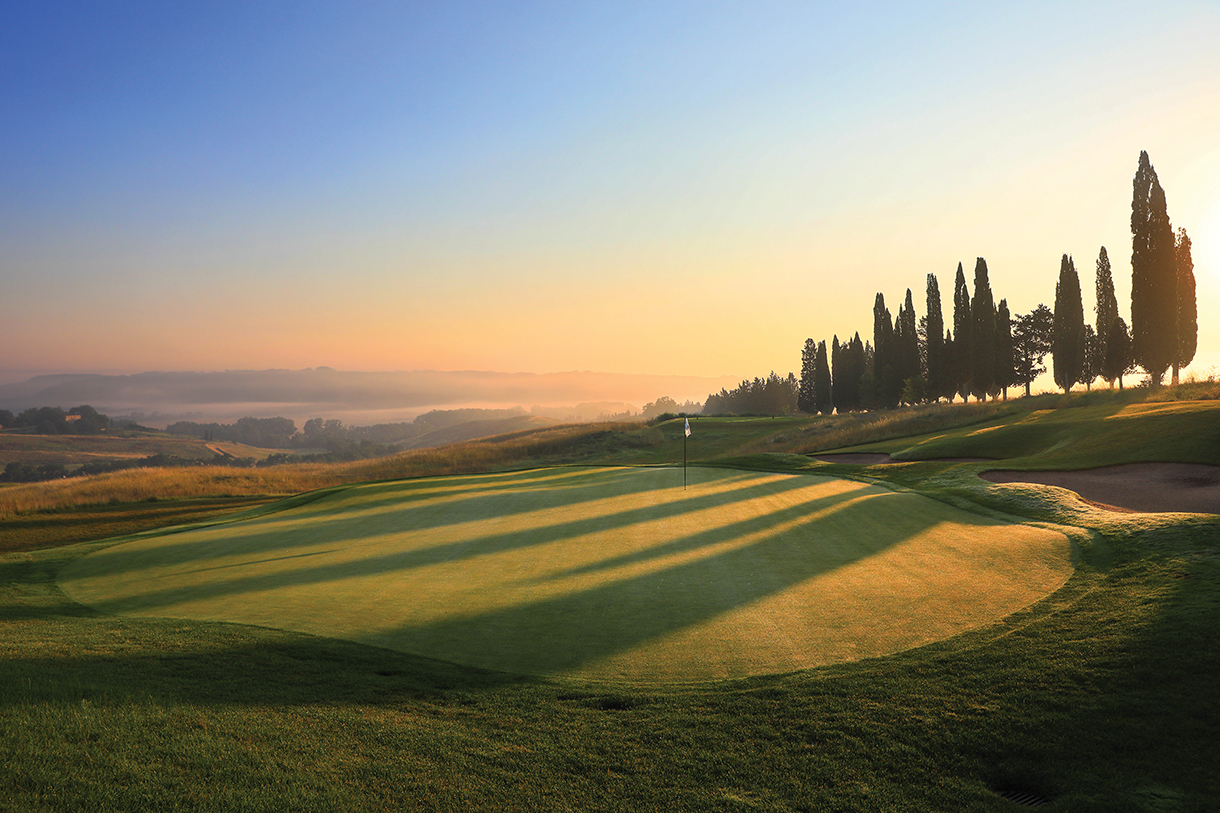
[60,467,1074,683]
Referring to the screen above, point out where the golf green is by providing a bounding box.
[60,467,1074,682]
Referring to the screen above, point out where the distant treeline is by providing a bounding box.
[639,397,704,419]
[0,405,114,435]
[703,373,800,416]
[165,407,539,450]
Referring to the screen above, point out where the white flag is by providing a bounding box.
[684,418,691,437]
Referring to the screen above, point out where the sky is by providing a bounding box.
[4,1,1220,398]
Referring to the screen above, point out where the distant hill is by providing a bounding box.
[0,368,738,426]
[398,415,563,450]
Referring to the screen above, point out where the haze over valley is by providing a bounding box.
[0,368,733,428]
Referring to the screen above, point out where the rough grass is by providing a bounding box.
[0,422,655,523]
[0,496,278,555]
[59,467,1072,683]
[831,401,1220,469]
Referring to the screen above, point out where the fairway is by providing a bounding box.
[61,467,1073,683]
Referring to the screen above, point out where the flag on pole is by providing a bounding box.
[682,417,690,489]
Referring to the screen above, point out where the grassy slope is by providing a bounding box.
[829,401,1220,469]
[399,414,562,450]
[1,394,1218,810]
[0,431,260,467]
[0,496,280,554]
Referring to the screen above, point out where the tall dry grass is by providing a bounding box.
[0,421,643,518]
[776,379,1220,456]
[776,400,1023,455]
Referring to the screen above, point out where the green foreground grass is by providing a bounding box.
[2,394,1219,810]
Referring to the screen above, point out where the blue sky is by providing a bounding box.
[4,1,1220,392]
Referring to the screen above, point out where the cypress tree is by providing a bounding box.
[1103,317,1132,390]
[831,335,843,410]
[873,293,897,408]
[995,298,1013,400]
[814,340,832,414]
[892,301,906,393]
[836,333,858,413]
[1053,254,1085,392]
[1174,227,1197,383]
[925,273,944,402]
[952,263,971,401]
[859,339,876,409]
[1080,324,1098,391]
[943,330,956,402]
[970,257,996,401]
[847,332,864,411]
[798,338,817,414]
[1130,151,1177,384]
[1094,246,1118,385]
[899,288,920,401]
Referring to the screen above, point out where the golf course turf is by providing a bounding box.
[61,466,1074,683]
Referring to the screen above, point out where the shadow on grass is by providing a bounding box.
[65,466,711,577]
[57,467,972,677]
[64,468,807,598]
[970,534,1220,805]
[0,496,276,555]
[0,553,99,621]
[0,622,532,709]
[369,487,936,676]
[57,464,1055,680]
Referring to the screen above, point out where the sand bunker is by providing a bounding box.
[980,463,1220,514]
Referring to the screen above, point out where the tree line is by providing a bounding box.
[704,151,1197,416]
[0,405,113,435]
[165,407,539,450]
[703,372,800,416]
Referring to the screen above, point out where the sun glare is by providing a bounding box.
[1199,195,1220,286]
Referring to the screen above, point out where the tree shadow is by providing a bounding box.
[973,532,1220,806]
[57,466,1044,682]
[70,466,729,577]
[0,627,532,710]
[359,487,945,677]
[62,469,804,611]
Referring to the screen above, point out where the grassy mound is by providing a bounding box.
[59,467,1071,683]
[823,401,1220,469]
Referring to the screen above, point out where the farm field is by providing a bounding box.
[0,429,277,467]
[2,392,1218,810]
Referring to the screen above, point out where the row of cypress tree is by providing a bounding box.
[1052,152,1196,391]
[797,151,1197,413]
[798,257,1018,414]
[1130,151,1197,386]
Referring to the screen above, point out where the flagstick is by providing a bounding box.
[683,424,688,490]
